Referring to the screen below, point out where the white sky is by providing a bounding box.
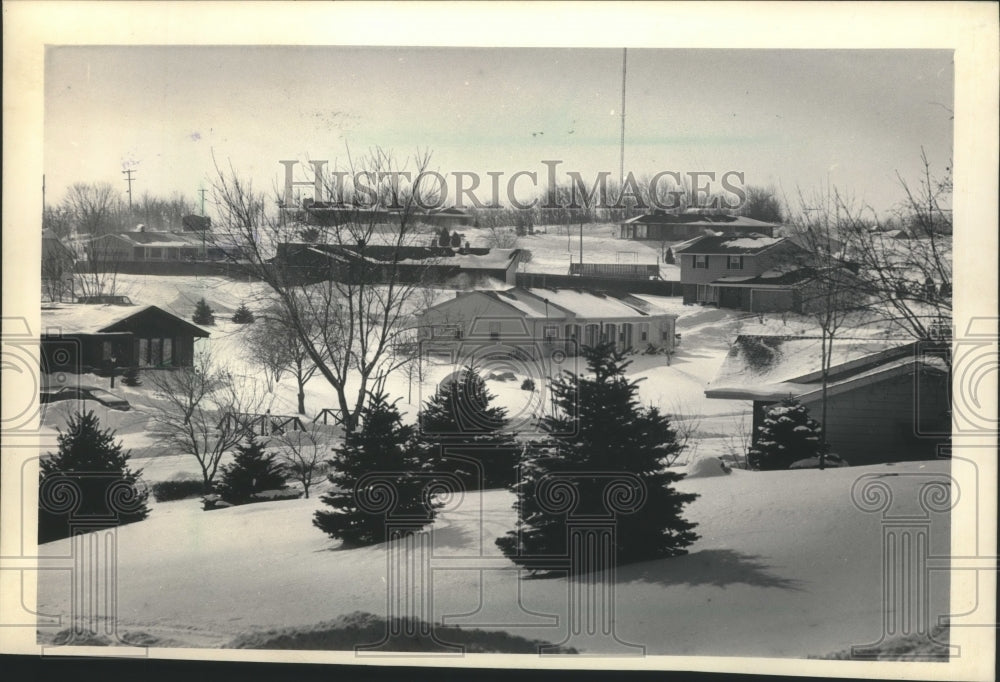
[44,46,953,217]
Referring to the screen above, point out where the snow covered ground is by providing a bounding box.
[35,460,951,656]
[34,269,951,658]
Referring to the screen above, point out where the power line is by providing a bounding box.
[122,169,136,212]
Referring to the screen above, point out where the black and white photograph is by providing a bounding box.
[2,2,997,679]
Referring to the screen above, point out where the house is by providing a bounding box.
[674,234,819,312]
[41,304,210,375]
[705,335,950,466]
[84,231,232,263]
[619,211,778,241]
[419,206,472,229]
[275,242,523,285]
[415,287,678,359]
[42,229,76,301]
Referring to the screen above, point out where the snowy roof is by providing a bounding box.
[704,336,936,401]
[711,267,817,287]
[621,212,779,229]
[432,287,675,321]
[522,288,656,319]
[41,304,210,337]
[94,232,205,247]
[674,234,787,255]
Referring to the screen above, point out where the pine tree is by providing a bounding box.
[314,392,437,546]
[438,227,452,247]
[121,366,142,387]
[496,343,698,569]
[418,366,518,490]
[231,302,255,324]
[192,297,215,325]
[215,436,287,505]
[747,398,827,470]
[38,411,150,544]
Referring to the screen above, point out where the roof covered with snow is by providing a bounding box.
[433,287,677,321]
[704,335,940,401]
[622,212,779,228]
[674,234,788,255]
[41,304,210,337]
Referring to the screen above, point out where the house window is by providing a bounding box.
[433,324,461,339]
[102,341,113,362]
[640,323,650,342]
[147,247,162,260]
[488,321,501,340]
[163,338,173,365]
[137,339,150,367]
[694,255,709,269]
[544,325,558,344]
[150,338,163,367]
[727,255,744,270]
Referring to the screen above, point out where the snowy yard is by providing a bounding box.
[34,271,952,657]
[36,459,951,656]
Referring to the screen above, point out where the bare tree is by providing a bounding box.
[244,298,321,414]
[75,233,128,300]
[208,147,442,431]
[271,428,330,499]
[739,184,785,223]
[62,182,126,235]
[148,352,267,489]
[839,151,952,344]
[790,190,868,469]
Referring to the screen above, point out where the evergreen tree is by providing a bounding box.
[496,343,698,569]
[314,392,437,546]
[231,302,255,324]
[215,436,287,505]
[450,231,463,248]
[418,366,518,490]
[192,297,215,325]
[38,411,150,544]
[121,366,142,387]
[437,227,452,247]
[747,398,827,470]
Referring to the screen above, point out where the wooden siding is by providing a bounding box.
[799,370,950,466]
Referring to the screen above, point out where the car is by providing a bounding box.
[40,386,131,411]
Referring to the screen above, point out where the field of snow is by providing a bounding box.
[34,265,954,658]
[35,459,952,656]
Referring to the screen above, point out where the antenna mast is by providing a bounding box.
[620,47,627,188]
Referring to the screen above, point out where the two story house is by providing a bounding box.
[675,234,817,312]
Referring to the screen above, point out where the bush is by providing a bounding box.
[496,343,698,570]
[121,366,142,387]
[215,436,288,506]
[747,398,828,470]
[38,411,150,543]
[315,392,436,546]
[520,378,536,391]
[192,297,215,326]
[231,302,255,324]
[151,479,207,502]
[418,366,518,490]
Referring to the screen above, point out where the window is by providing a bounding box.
[433,324,461,339]
[147,247,162,259]
[727,255,744,270]
[489,321,501,340]
[694,255,708,269]
[150,338,163,367]
[102,341,113,362]
[544,325,558,343]
[163,338,173,365]
[640,323,650,342]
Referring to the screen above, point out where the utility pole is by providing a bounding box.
[199,188,208,216]
[620,47,627,190]
[122,169,135,213]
